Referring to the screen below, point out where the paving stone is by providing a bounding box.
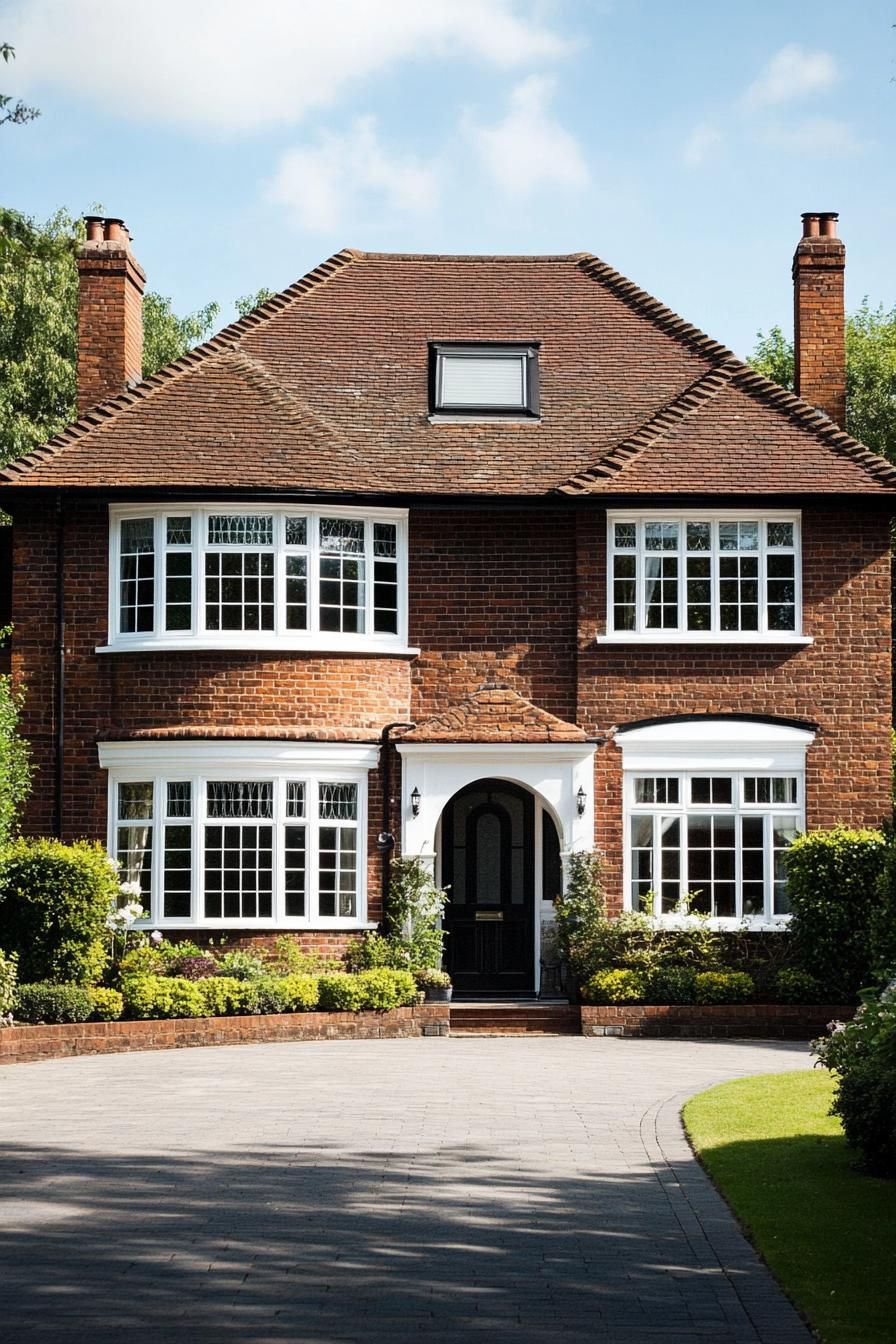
[0,1037,815,1342]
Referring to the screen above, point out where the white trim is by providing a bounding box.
[105,503,409,654]
[605,508,804,642]
[100,739,377,930]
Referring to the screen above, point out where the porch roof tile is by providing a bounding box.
[399,685,592,744]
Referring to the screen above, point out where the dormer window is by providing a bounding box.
[430,344,539,417]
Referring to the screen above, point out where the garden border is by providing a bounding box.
[580,1002,855,1038]
[0,1003,451,1064]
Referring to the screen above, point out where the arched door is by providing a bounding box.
[441,779,534,996]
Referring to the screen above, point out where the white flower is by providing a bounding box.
[119,880,143,901]
[150,929,164,945]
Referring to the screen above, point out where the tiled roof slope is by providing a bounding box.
[3,249,894,496]
[399,685,592,744]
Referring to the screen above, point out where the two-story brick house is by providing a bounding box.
[1,212,892,997]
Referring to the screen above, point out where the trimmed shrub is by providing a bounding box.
[775,968,823,1004]
[355,968,417,1010]
[195,976,243,1017]
[121,974,205,1019]
[0,838,118,984]
[645,965,697,1004]
[277,974,319,1011]
[216,950,268,981]
[171,955,220,981]
[694,971,754,1004]
[815,986,896,1177]
[786,825,888,1000]
[234,976,291,1015]
[582,968,646,1005]
[90,987,123,1021]
[870,836,896,983]
[317,973,365,1012]
[0,948,18,1018]
[15,982,94,1024]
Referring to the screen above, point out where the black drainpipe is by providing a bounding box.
[54,490,66,839]
[378,721,416,917]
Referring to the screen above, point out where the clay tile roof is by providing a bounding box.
[2,246,893,497]
[399,684,593,744]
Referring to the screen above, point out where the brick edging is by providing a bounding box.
[0,1004,451,1065]
[580,1002,854,1039]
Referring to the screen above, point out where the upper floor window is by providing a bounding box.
[430,344,539,417]
[604,511,804,643]
[108,505,408,652]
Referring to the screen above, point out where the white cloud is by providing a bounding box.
[745,45,839,107]
[682,124,723,168]
[3,0,568,132]
[266,117,437,231]
[760,117,866,157]
[466,75,589,198]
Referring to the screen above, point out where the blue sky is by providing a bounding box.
[2,0,893,357]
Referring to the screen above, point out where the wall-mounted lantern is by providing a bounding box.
[410,786,421,818]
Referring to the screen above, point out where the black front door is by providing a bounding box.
[441,779,535,996]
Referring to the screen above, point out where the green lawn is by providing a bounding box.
[683,1071,896,1344]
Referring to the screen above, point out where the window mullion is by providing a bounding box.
[636,525,645,635]
[193,775,205,925]
[273,776,285,923]
[197,512,207,637]
[310,513,320,638]
[274,513,286,639]
[759,523,768,636]
[309,779,319,923]
[154,513,164,637]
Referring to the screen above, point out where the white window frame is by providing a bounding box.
[101,503,412,654]
[600,509,811,645]
[99,741,377,929]
[617,718,814,929]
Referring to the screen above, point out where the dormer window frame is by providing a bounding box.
[429,342,540,419]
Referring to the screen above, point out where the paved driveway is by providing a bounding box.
[0,1037,813,1343]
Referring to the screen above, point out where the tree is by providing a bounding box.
[0,208,228,465]
[235,288,276,317]
[1,44,39,127]
[749,302,896,461]
[0,627,31,847]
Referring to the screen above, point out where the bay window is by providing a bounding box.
[106,505,408,651]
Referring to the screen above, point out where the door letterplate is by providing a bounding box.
[475,911,504,921]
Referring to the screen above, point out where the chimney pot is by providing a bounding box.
[84,216,104,243]
[104,218,125,243]
[801,212,820,238]
[819,212,838,238]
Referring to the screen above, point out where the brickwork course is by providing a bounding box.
[0,1037,815,1343]
[0,221,892,929]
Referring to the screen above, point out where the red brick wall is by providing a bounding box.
[77,240,145,416]
[793,225,846,427]
[8,495,892,932]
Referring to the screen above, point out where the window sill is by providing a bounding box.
[637,915,791,931]
[427,414,541,425]
[96,640,421,658]
[595,633,813,647]
[135,920,378,932]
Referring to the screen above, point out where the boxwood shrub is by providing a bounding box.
[15,982,94,1024]
[0,948,17,1018]
[90,987,124,1021]
[0,838,119,984]
[317,973,365,1012]
[694,971,754,1004]
[582,968,646,1005]
[355,968,418,1010]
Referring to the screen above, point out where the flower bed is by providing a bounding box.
[0,1002,450,1065]
[581,1002,856,1038]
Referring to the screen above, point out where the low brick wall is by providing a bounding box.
[580,1003,855,1039]
[0,1004,451,1065]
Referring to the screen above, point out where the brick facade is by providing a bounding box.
[76,219,145,418]
[793,213,846,427]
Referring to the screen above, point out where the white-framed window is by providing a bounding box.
[617,718,814,928]
[105,504,409,652]
[430,344,540,417]
[603,511,807,643]
[100,741,377,928]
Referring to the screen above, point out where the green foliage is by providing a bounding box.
[235,288,276,317]
[90,987,123,1021]
[869,832,896,982]
[552,850,607,984]
[15,982,93,1024]
[354,968,418,1010]
[275,974,320,1012]
[216,949,268,981]
[344,930,409,971]
[694,970,754,1004]
[140,292,219,379]
[0,630,32,846]
[775,968,823,1004]
[0,838,118,984]
[414,967,451,990]
[384,857,449,971]
[645,965,697,1004]
[0,947,17,1017]
[121,974,205,1019]
[317,972,365,1012]
[750,302,896,460]
[582,968,646,1004]
[815,984,896,1177]
[0,43,39,127]
[786,825,888,999]
[194,976,242,1017]
[273,935,341,976]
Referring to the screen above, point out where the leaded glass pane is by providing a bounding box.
[118,782,154,820]
[373,523,397,558]
[320,518,364,553]
[285,516,307,546]
[166,516,191,545]
[286,782,305,818]
[767,522,794,548]
[645,522,679,551]
[614,522,636,549]
[206,781,273,819]
[207,514,273,546]
[686,522,711,552]
[166,782,192,818]
[319,783,358,821]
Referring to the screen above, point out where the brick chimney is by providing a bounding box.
[792,211,846,426]
[76,216,146,416]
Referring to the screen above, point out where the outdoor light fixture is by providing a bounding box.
[410,786,421,817]
[576,786,587,817]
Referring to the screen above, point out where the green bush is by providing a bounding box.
[121,974,205,1019]
[355,968,418,1010]
[553,850,607,984]
[277,974,319,1011]
[815,986,896,1176]
[344,930,409,972]
[786,826,888,1000]
[694,971,754,1004]
[273,936,342,976]
[0,629,32,848]
[0,838,119,984]
[90,987,123,1021]
[869,835,896,983]
[217,950,268,981]
[0,948,17,1018]
[15,982,94,1024]
[383,857,448,972]
[582,968,646,1005]
[775,968,824,1004]
[194,976,243,1017]
[233,976,291,1014]
[645,965,696,1004]
[317,973,365,1012]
